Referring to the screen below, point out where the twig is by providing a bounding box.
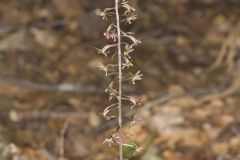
[199,74,240,103]
[0,76,103,93]
[9,111,88,121]
[210,23,239,71]
[59,121,69,160]
[144,92,183,109]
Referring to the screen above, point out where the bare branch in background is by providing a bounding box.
[0,76,103,93]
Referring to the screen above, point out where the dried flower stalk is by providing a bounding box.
[115,0,123,159]
[95,0,142,159]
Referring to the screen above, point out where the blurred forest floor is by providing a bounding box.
[0,0,240,160]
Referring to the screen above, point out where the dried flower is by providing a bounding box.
[102,103,118,120]
[127,35,141,46]
[123,96,142,109]
[121,32,141,46]
[105,82,118,100]
[103,137,115,147]
[125,13,137,24]
[104,24,118,41]
[95,44,117,57]
[120,1,135,15]
[128,71,143,84]
[95,8,115,20]
[103,130,122,147]
[122,57,133,69]
[124,44,134,59]
[95,9,107,20]
[98,63,117,76]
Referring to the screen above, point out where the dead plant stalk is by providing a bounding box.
[95,0,143,159]
[115,0,123,159]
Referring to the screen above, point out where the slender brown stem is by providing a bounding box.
[115,0,123,159]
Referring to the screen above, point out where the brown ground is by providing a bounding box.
[0,0,240,160]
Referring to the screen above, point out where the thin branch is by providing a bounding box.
[8,111,88,121]
[0,76,103,93]
[59,121,69,160]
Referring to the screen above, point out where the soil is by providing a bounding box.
[0,0,239,160]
